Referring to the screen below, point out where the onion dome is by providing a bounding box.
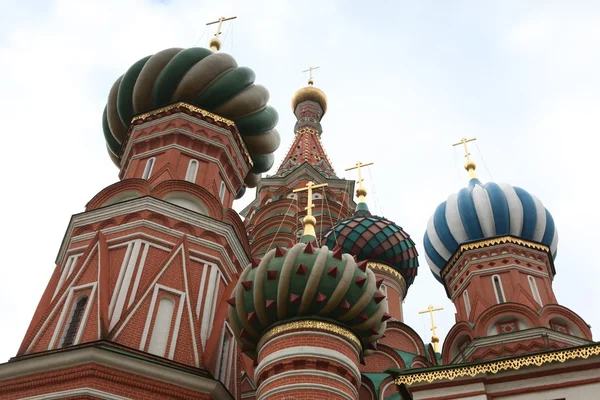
[227,240,389,360]
[424,177,559,283]
[322,203,419,287]
[291,79,327,116]
[102,47,280,188]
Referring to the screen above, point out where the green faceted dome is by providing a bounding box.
[322,204,419,287]
[227,241,389,359]
[102,47,280,188]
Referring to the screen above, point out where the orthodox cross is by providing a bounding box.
[452,137,477,161]
[345,161,373,202]
[293,181,328,216]
[206,16,237,51]
[419,305,444,352]
[302,66,320,84]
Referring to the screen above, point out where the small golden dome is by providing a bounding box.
[291,82,328,115]
[464,159,477,172]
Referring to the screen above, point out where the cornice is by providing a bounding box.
[56,197,250,271]
[367,262,407,295]
[392,342,600,386]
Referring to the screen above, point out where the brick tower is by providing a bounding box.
[424,139,593,365]
[0,46,282,399]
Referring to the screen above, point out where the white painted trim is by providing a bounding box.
[109,242,133,322]
[49,282,97,350]
[111,240,142,329]
[360,382,376,400]
[53,254,80,300]
[179,252,200,366]
[56,197,248,276]
[463,289,471,319]
[257,330,361,361]
[219,180,226,202]
[139,284,185,360]
[128,242,149,308]
[108,235,172,252]
[201,264,220,350]
[258,383,354,400]
[185,159,199,183]
[528,275,543,306]
[255,346,361,383]
[21,388,132,400]
[257,369,359,399]
[141,157,155,180]
[380,380,396,400]
[492,274,507,304]
[196,264,209,318]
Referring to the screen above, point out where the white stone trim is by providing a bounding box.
[380,380,396,400]
[121,112,249,184]
[360,381,376,400]
[52,254,81,301]
[0,346,234,399]
[56,197,248,275]
[257,369,359,399]
[108,234,172,252]
[255,346,360,383]
[49,282,97,350]
[463,289,471,319]
[110,240,143,329]
[128,242,149,308]
[258,383,354,400]
[21,388,132,400]
[196,264,209,319]
[185,159,199,183]
[139,284,185,361]
[141,157,155,180]
[528,275,543,306]
[257,331,361,361]
[492,274,507,304]
[201,264,220,350]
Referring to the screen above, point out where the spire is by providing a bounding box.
[293,181,328,240]
[276,71,335,177]
[419,305,444,353]
[345,161,373,212]
[206,16,237,52]
[452,137,478,180]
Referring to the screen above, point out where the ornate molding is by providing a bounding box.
[367,262,407,292]
[442,236,550,278]
[129,102,252,167]
[394,343,600,386]
[260,320,362,351]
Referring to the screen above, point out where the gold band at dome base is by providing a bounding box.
[259,320,362,351]
[442,236,551,278]
[367,262,407,291]
[130,102,252,166]
[394,343,600,386]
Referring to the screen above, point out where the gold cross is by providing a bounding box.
[452,137,478,179]
[345,161,373,203]
[302,66,320,84]
[293,181,328,217]
[419,305,444,352]
[206,16,237,52]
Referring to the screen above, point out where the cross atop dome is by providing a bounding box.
[206,15,237,52]
[452,137,478,180]
[346,161,373,206]
[302,65,320,85]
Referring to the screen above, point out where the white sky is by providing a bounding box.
[1,0,600,363]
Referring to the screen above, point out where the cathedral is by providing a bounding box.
[1,26,599,400]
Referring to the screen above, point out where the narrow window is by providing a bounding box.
[218,331,232,383]
[463,290,471,318]
[148,297,175,357]
[492,275,506,304]
[142,157,155,180]
[528,276,543,306]
[62,295,88,347]
[219,181,226,202]
[185,159,199,183]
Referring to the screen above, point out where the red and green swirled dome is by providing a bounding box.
[102,47,280,189]
[227,240,390,359]
[322,204,419,287]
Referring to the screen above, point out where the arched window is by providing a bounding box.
[219,181,226,202]
[218,331,233,384]
[142,157,155,180]
[61,295,88,347]
[185,159,199,182]
[148,296,175,357]
[492,275,506,304]
[463,290,471,318]
[528,276,543,306]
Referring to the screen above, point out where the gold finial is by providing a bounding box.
[419,305,444,353]
[302,66,320,86]
[206,16,237,52]
[345,161,373,204]
[452,137,478,180]
[293,181,328,238]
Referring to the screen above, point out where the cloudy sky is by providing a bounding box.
[1,0,600,363]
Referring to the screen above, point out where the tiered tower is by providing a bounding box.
[240,74,356,256]
[0,46,281,399]
[229,184,389,399]
[424,138,593,364]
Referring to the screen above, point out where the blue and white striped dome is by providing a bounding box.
[424,178,558,283]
